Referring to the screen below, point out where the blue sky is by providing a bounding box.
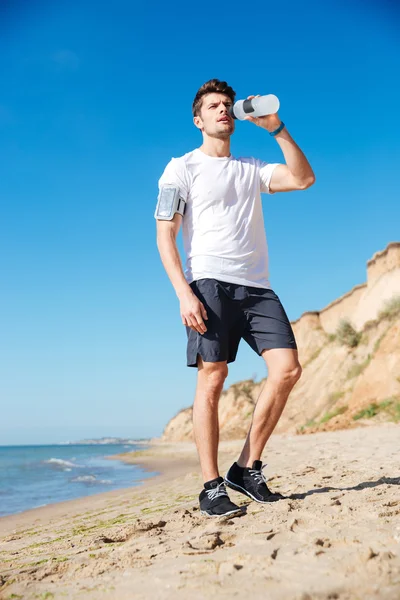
[1,0,399,445]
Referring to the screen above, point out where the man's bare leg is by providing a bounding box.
[237,348,301,467]
[192,356,228,483]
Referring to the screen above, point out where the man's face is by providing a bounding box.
[194,93,235,138]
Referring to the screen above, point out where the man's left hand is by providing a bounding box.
[244,94,281,133]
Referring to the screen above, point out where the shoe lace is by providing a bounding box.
[249,463,268,485]
[206,481,229,501]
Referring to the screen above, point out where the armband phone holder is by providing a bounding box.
[154,184,186,220]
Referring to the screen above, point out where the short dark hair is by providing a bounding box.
[192,79,236,117]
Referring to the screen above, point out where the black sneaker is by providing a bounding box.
[199,476,243,517]
[224,460,285,503]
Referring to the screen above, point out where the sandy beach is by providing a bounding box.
[1,424,400,600]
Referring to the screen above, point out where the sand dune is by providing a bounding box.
[1,424,400,599]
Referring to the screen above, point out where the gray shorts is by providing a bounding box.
[186,278,297,368]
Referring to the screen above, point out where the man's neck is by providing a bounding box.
[198,138,231,158]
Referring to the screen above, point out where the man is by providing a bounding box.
[154,79,315,518]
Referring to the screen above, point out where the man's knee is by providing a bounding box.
[290,363,302,384]
[197,356,228,388]
[271,362,302,387]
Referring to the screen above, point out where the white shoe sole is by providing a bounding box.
[224,476,283,503]
[200,507,243,518]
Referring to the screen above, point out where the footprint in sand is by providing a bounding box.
[183,530,236,554]
[94,519,167,545]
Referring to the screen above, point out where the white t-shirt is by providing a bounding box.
[157,148,280,289]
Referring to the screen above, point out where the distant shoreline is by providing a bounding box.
[0,439,152,448]
[61,438,153,446]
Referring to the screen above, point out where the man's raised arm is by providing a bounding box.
[244,94,316,193]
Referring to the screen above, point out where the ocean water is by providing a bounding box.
[0,443,158,517]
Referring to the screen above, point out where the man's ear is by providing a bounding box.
[193,116,203,131]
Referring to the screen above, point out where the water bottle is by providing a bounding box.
[230,94,280,120]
